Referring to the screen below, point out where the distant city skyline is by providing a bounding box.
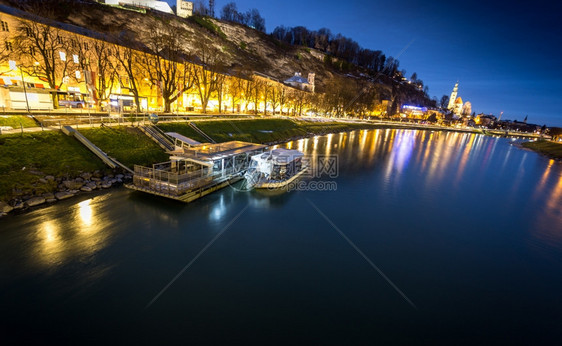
[166,0,562,126]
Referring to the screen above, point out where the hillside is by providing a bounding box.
[0,0,432,109]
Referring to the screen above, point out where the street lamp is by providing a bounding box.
[9,60,30,113]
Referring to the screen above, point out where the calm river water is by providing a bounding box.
[1,129,562,344]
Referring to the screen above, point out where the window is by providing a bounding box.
[59,51,66,61]
[1,21,9,32]
[83,42,88,50]
[5,41,12,51]
[73,54,79,64]
[75,70,81,79]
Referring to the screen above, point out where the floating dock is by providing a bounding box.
[125,140,266,202]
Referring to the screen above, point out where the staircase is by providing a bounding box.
[189,122,216,143]
[62,126,133,173]
[139,124,175,151]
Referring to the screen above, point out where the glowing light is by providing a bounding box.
[78,199,93,228]
[43,221,57,243]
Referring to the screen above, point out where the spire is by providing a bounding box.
[447,81,459,110]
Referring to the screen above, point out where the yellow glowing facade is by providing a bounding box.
[0,10,310,114]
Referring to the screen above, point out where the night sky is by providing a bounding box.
[167,0,562,126]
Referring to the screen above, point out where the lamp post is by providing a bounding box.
[9,60,30,113]
[20,67,31,114]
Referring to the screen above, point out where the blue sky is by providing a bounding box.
[167,0,562,126]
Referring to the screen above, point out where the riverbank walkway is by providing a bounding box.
[0,113,548,140]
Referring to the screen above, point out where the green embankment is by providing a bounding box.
[80,127,168,168]
[0,131,106,200]
[0,118,391,202]
[158,119,379,144]
[0,126,168,201]
[522,140,562,159]
[0,115,37,128]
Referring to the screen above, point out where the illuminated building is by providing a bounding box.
[0,5,315,115]
[176,0,193,18]
[97,0,173,14]
[447,82,459,110]
[283,72,315,93]
[447,82,471,117]
[401,105,427,118]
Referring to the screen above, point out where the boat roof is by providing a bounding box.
[169,141,266,161]
[166,132,201,146]
[252,148,304,165]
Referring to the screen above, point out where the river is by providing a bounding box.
[1,129,561,344]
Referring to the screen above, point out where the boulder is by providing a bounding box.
[0,201,13,214]
[42,192,55,200]
[63,180,84,190]
[101,182,112,189]
[46,198,57,203]
[25,197,46,207]
[45,175,55,182]
[12,201,24,210]
[38,178,48,184]
[80,172,92,180]
[81,186,92,192]
[55,191,74,200]
[116,174,124,179]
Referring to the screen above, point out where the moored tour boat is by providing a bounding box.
[244,148,308,189]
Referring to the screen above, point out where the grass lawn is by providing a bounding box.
[522,140,562,159]
[80,127,169,168]
[0,115,38,128]
[0,131,106,200]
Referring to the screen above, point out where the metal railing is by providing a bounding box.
[133,164,240,196]
[36,114,257,129]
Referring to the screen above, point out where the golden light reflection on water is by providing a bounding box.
[535,159,555,197]
[325,133,333,157]
[38,220,64,265]
[36,198,110,267]
[78,199,93,228]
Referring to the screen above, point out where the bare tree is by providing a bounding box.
[226,74,246,113]
[144,24,191,113]
[220,2,238,22]
[113,43,146,111]
[213,73,227,113]
[192,41,225,113]
[247,76,265,115]
[70,34,117,110]
[0,21,13,73]
[13,19,72,107]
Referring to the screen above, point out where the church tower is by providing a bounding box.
[447,82,459,110]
